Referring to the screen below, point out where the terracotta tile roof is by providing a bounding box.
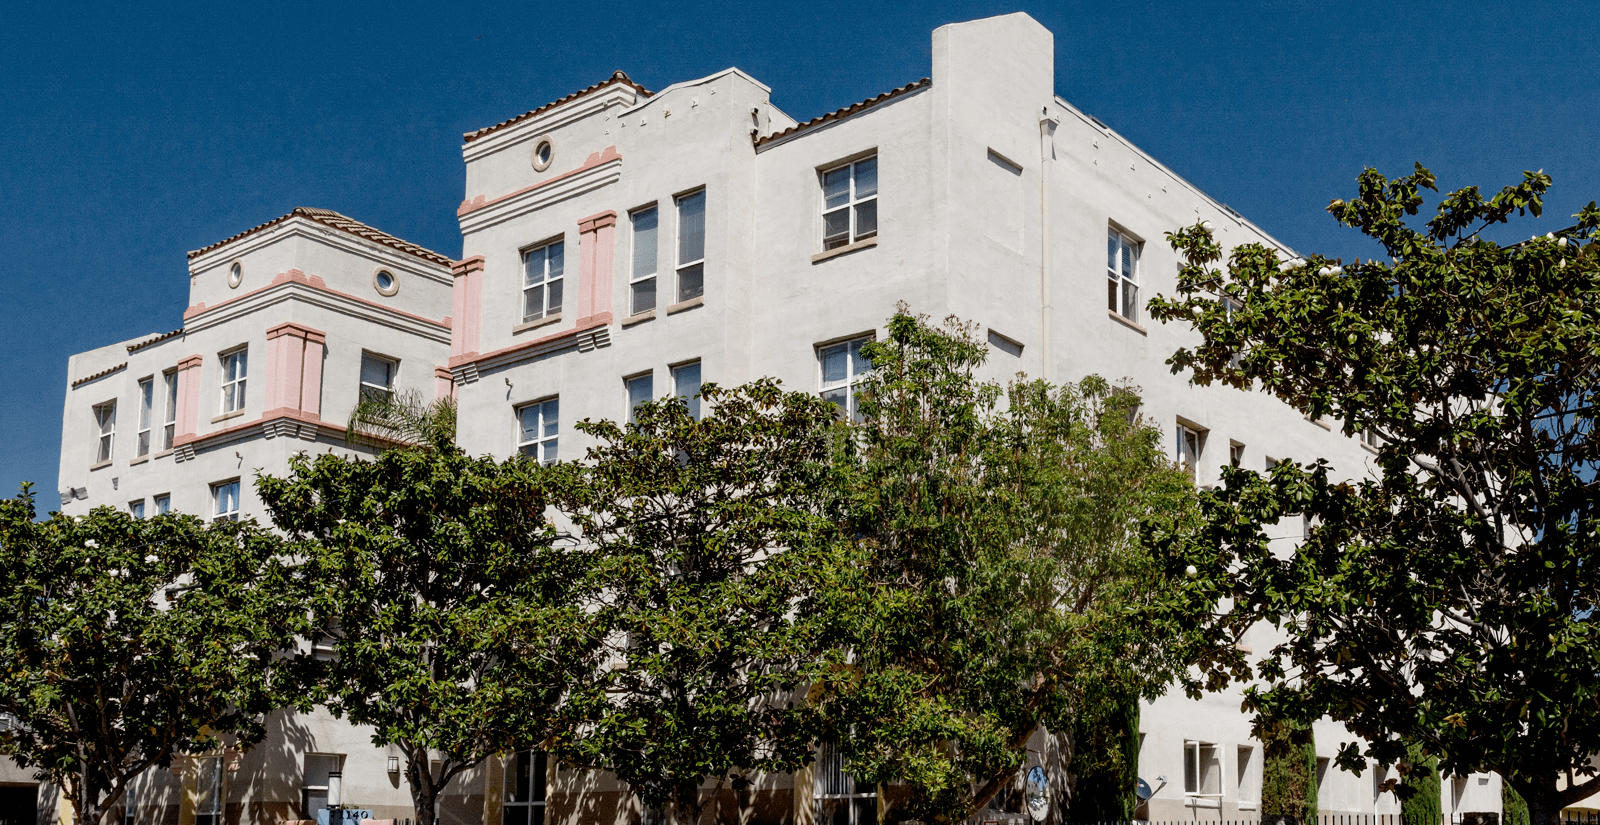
[754,78,931,148]
[464,71,652,144]
[186,207,453,268]
[127,327,184,353]
[71,362,127,388]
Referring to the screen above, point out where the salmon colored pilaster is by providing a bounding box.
[175,355,203,439]
[300,336,324,419]
[451,256,485,359]
[434,367,455,400]
[577,211,617,324]
[266,323,326,418]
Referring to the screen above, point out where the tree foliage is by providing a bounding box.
[814,310,1198,824]
[1401,743,1441,825]
[1068,695,1140,822]
[257,444,603,825]
[1148,164,1600,825]
[552,379,843,825]
[0,487,304,825]
[1261,722,1317,823]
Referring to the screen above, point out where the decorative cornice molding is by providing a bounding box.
[578,210,618,233]
[183,268,450,342]
[457,147,622,236]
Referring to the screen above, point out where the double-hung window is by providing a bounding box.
[94,401,116,464]
[673,361,702,421]
[819,337,872,422]
[194,755,223,825]
[162,371,178,451]
[517,399,559,464]
[136,378,154,457]
[502,751,548,825]
[630,206,659,314]
[522,241,564,323]
[1108,228,1140,321]
[675,190,706,303]
[359,353,397,402]
[626,373,653,423]
[821,156,878,250]
[815,741,875,825]
[212,480,240,522]
[220,348,248,414]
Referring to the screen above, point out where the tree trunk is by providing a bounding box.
[404,747,441,825]
[1512,778,1563,825]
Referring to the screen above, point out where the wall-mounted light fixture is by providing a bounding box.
[387,756,400,774]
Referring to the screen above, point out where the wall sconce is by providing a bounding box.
[387,756,400,774]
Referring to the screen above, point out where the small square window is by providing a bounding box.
[522,241,565,323]
[360,353,398,403]
[128,500,145,519]
[212,480,240,522]
[220,348,248,415]
[517,399,559,465]
[1108,228,1141,321]
[154,494,171,515]
[821,156,878,250]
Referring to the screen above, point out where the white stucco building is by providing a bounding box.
[40,12,1502,825]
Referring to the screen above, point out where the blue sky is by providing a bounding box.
[3,0,1598,501]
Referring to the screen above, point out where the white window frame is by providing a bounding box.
[818,337,872,422]
[161,370,178,451]
[521,239,565,323]
[194,755,223,825]
[1177,423,1205,482]
[675,189,706,304]
[502,750,548,825]
[1108,227,1141,321]
[153,494,171,515]
[212,480,240,522]
[1184,740,1222,802]
[136,377,154,457]
[820,155,878,251]
[359,352,398,403]
[129,500,145,519]
[517,398,559,465]
[673,361,702,421]
[625,373,653,424]
[219,347,248,415]
[815,741,875,825]
[94,401,117,464]
[1229,441,1245,469]
[630,205,659,315]
[301,753,342,819]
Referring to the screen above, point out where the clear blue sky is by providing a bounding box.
[3,0,1597,502]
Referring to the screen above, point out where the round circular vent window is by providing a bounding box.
[531,136,555,172]
[373,268,399,296]
[227,261,243,289]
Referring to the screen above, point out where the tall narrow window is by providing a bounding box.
[220,348,248,414]
[1108,228,1140,321]
[136,378,153,457]
[502,751,548,825]
[819,338,872,422]
[517,399,559,465]
[1229,442,1245,469]
[1177,423,1204,481]
[212,480,240,522]
[94,401,117,464]
[1237,745,1258,806]
[301,754,342,818]
[626,374,653,424]
[162,371,178,451]
[122,786,137,825]
[359,353,397,402]
[821,155,878,250]
[675,190,706,303]
[815,741,875,825]
[522,241,564,323]
[673,361,702,421]
[630,206,659,314]
[194,755,223,825]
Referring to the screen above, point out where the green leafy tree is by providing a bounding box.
[552,380,841,825]
[0,487,304,825]
[1067,696,1140,822]
[345,388,456,450]
[1261,722,1317,823]
[1401,743,1441,825]
[256,442,604,825]
[814,310,1197,824]
[1149,165,1600,825]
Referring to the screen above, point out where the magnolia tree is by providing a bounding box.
[1148,165,1600,825]
[813,311,1198,824]
[0,488,305,825]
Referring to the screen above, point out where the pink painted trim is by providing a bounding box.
[300,337,324,418]
[183,268,450,329]
[576,223,596,320]
[175,355,203,440]
[451,257,484,358]
[578,210,618,232]
[451,256,486,276]
[457,146,622,217]
[589,221,615,319]
[434,366,455,400]
[266,321,328,343]
[173,409,340,449]
[176,355,204,370]
[447,315,608,369]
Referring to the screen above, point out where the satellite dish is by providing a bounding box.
[1025,766,1050,821]
[1136,778,1153,800]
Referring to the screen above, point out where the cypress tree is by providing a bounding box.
[1401,743,1442,825]
[1069,696,1141,822]
[1503,780,1529,825]
[1262,721,1318,823]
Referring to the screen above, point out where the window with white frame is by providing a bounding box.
[1184,740,1221,800]
[359,353,397,402]
[129,500,145,519]
[1177,423,1205,482]
[502,750,548,825]
[630,205,659,314]
[212,480,240,522]
[194,755,223,825]
[626,373,653,424]
[1360,428,1383,450]
[819,337,872,422]
[1237,745,1258,807]
[815,740,875,825]
[821,155,878,250]
[301,753,342,818]
[1229,442,1245,469]
[522,240,564,323]
[219,348,248,414]
[1108,227,1140,321]
[136,377,154,457]
[675,190,706,303]
[517,399,559,464]
[162,371,178,451]
[154,494,171,515]
[93,401,116,464]
[673,361,702,421]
